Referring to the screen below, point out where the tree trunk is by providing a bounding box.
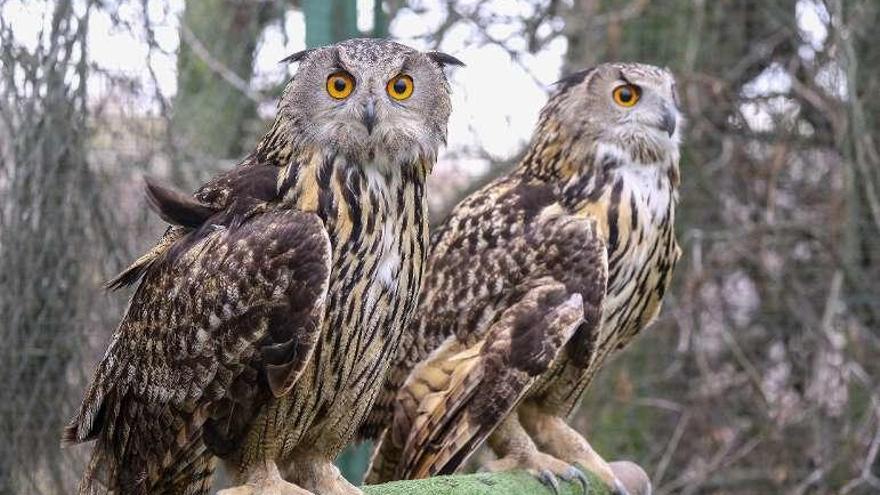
[0,1,96,492]
[172,0,275,182]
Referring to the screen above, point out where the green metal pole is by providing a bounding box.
[372,0,389,38]
[302,0,390,483]
[303,0,359,47]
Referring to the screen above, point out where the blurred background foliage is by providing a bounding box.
[1,0,879,493]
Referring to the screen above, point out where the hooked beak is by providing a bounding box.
[362,98,377,134]
[660,105,677,138]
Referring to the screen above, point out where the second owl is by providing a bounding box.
[364,63,683,495]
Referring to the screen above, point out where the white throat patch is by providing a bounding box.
[595,141,676,223]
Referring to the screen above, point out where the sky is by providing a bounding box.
[1,0,830,173]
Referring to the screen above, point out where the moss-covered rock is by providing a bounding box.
[363,470,608,495]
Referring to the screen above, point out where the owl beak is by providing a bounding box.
[362,98,377,134]
[661,105,676,138]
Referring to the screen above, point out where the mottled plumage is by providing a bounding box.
[364,63,682,495]
[64,38,461,495]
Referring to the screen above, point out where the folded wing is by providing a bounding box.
[395,282,585,480]
[64,181,330,494]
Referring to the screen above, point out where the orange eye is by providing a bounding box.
[612,84,640,107]
[387,74,414,100]
[326,71,355,99]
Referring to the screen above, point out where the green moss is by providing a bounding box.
[363,470,609,495]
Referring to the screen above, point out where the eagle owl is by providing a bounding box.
[63,39,462,495]
[363,63,682,495]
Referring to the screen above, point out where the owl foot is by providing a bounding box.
[218,460,312,495]
[305,473,362,495]
[286,457,363,495]
[519,405,630,495]
[482,451,588,494]
[561,454,632,495]
[486,413,594,493]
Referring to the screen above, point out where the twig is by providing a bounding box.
[653,411,690,487]
[178,23,263,104]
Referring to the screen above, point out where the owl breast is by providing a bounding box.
[307,163,426,444]
[531,161,680,412]
[592,161,679,367]
[229,157,429,467]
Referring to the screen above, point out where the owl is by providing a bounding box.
[63,38,462,495]
[362,63,682,495]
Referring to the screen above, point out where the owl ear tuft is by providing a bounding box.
[280,49,314,65]
[427,51,465,69]
[554,67,596,90]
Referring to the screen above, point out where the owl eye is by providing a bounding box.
[612,84,640,107]
[326,71,355,99]
[386,74,414,100]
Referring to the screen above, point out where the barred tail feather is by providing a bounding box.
[364,336,476,483]
[153,435,216,495]
[65,389,215,494]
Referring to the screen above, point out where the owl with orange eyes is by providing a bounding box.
[64,39,462,495]
[364,62,682,495]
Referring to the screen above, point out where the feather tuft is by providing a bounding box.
[144,177,217,228]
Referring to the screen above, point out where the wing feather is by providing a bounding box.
[398,282,585,479]
[144,177,216,228]
[65,205,331,494]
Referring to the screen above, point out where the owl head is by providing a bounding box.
[549,62,682,164]
[279,39,463,166]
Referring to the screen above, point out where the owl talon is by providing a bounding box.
[561,465,590,494]
[536,469,561,495]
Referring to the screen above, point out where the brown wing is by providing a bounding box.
[395,281,584,480]
[64,202,331,494]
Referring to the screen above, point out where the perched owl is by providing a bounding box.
[63,39,462,495]
[363,63,682,495]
